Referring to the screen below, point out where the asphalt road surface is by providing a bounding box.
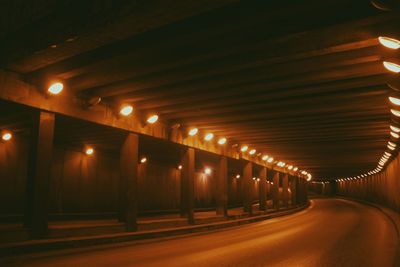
[4,198,400,267]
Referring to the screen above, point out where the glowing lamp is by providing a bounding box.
[288,165,293,170]
[262,155,269,161]
[120,105,133,116]
[391,131,400,138]
[388,145,395,150]
[140,157,147,163]
[249,149,256,155]
[204,133,214,141]
[2,132,12,141]
[240,145,248,152]
[236,174,241,179]
[178,165,183,170]
[388,141,397,147]
[204,167,211,175]
[267,157,274,163]
[188,128,198,136]
[147,114,158,124]
[383,61,400,73]
[389,97,400,105]
[85,147,94,155]
[390,125,400,133]
[378,37,400,49]
[390,109,400,117]
[48,82,63,95]
[218,137,227,145]
[293,167,298,171]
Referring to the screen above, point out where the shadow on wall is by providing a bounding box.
[337,155,400,212]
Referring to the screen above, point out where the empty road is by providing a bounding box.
[4,198,400,267]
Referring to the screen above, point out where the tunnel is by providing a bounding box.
[0,0,399,266]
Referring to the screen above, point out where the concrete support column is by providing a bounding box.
[258,167,267,211]
[120,133,139,231]
[243,161,253,214]
[282,173,289,208]
[180,148,195,224]
[290,176,297,206]
[25,111,55,239]
[272,171,280,210]
[216,156,228,217]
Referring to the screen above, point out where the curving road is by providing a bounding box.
[5,199,400,267]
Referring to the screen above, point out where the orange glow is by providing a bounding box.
[389,97,400,105]
[120,105,133,116]
[218,137,227,145]
[249,149,256,155]
[85,147,94,155]
[188,128,198,136]
[178,165,183,170]
[236,174,240,179]
[240,145,248,152]
[391,109,400,117]
[204,133,214,141]
[204,167,211,175]
[147,114,158,124]
[48,82,63,95]
[383,61,400,73]
[2,132,12,141]
[378,37,400,49]
[140,157,147,163]
[390,125,400,133]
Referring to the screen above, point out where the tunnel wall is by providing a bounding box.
[0,136,247,218]
[336,155,400,212]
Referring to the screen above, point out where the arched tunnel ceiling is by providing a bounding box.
[1,0,398,180]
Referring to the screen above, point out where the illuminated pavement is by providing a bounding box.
[5,199,399,267]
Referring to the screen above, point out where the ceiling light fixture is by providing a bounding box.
[383,61,400,73]
[378,37,400,49]
[48,82,64,95]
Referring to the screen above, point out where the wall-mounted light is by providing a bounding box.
[188,128,198,136]
[379,37,400,49]
[249,149,256,155]
[204,167,211,175]
[267,157,274,163]
[384,152,392,157]
[85,147,94,155]
[389,96,400,105]
[293,167,298,171]
[1,131,12,141]
[252,177,257,181]
[48,82,64,95]
[236,174,241,179]
[257,178,260,182]
[390,109,400,117]
[204,133,214,141]
[262,155,269,161]
[390,125,400,133]
[140,157,147,163]
[383,61,400,73]
[120,105,133,116]
[218,137,227,145]
[178,165,183,170]
[240,145,248,152]
[288,165,293,170]
[146,114,158,124]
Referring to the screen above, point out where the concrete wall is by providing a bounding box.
[0,136,248,217]
[336,155,400,212]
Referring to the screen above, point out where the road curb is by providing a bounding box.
[0,203,310,257]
